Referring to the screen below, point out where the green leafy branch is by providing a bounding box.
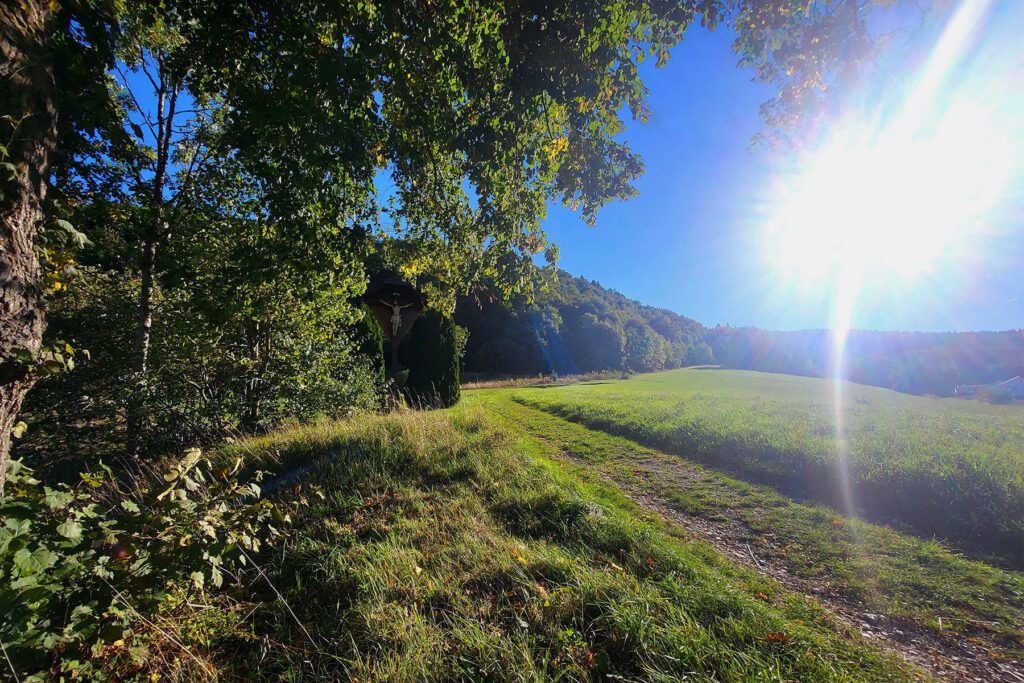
[0,449,289,681]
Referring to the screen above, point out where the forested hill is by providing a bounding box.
[456,271,1023,398]
[705,327,1024,397]
[455,271,713,377]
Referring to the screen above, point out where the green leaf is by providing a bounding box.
[12,421,27,438]
[57,520,84,542]
[190,571,205,589]
[52,218,91,249]
[43,488,74,510]
[5,517,31,536]
[13,547,58,575]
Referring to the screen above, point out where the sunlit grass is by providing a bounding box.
[504,368,1024,563]
[207,408,918,680]
[467,391,1024,657]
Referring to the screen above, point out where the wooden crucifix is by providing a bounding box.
[363,278,426,376]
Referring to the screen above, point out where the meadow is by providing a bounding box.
[508,368,1024,563]
[205,408,921,680]
[9,382,1021,679]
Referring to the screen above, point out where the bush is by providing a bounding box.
[18,269,139,476]
[404,312,467,407]
[0,454,286,680]
[683,341,715,366]
[355,304,386,387]
[22,267,387,465]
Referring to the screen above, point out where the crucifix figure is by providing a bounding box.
[378,292,413,337]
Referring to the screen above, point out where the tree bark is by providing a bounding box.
[0,1,57,494]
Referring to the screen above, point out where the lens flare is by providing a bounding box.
[762,0,1021,306]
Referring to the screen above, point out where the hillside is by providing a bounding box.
[456,269,1024,398]
[456,271,712,378]
[707,327,1024,397]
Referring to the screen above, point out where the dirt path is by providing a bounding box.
[500,399,1024,683]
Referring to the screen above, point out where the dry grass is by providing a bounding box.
[461,370,628,390]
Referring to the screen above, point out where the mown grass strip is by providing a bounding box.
[212,409,921,681]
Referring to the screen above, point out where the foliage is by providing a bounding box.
[355,304,386,389]
[511,368,1024,565]
[730,1,932,144]
[706,326,1024,396]
[565,311,625,372]
[404,312,467,408]
[622,318,668,372]
[144,286,385,450]
[458,272,1022,397]
[683,339,715,365]
[34,0,746,458]
[21,261,386,470]
[0,451,283,680]
[12,269,136,481]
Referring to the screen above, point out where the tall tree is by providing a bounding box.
[0,1,118,492]
[0,0,931,491]
[110,15,223,456]
[0,3,55,494]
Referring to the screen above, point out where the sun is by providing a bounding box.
[761,0,1018,295]
[764,105,1010,289]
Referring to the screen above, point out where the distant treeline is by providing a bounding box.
[457,271,1024,397]
[706,327,1024,397]
[456,272,712,377]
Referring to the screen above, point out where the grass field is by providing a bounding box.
[201,409,926,680]
[505,368,1024,563]
[467,390,1024,673]
[100,368,1024,679]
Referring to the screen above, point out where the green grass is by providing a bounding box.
[466,390,1024,661]
[504,368,1024,562]
[205,408,921,681]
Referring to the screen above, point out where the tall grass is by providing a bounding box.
[209,408,915,680]
[509,369,1024,564]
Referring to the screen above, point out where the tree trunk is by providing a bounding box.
[124,228,158,460]
[125,81,176,459]
[0,2,57,494]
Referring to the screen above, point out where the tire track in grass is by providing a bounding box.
[471,391,1024,683]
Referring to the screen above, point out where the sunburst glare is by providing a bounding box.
[762,0,1021,316]
[756,0,1024,544]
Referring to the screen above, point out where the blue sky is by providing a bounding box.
[541,16,1024,333]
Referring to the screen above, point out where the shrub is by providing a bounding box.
[23,267,387,464]
[405,312,467,407]
[0,453,285,681]
[355,304,386,387]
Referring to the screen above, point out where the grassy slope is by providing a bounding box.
[211,409,919,681]
[467,390,1024,662]
[509,369,1024,562]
